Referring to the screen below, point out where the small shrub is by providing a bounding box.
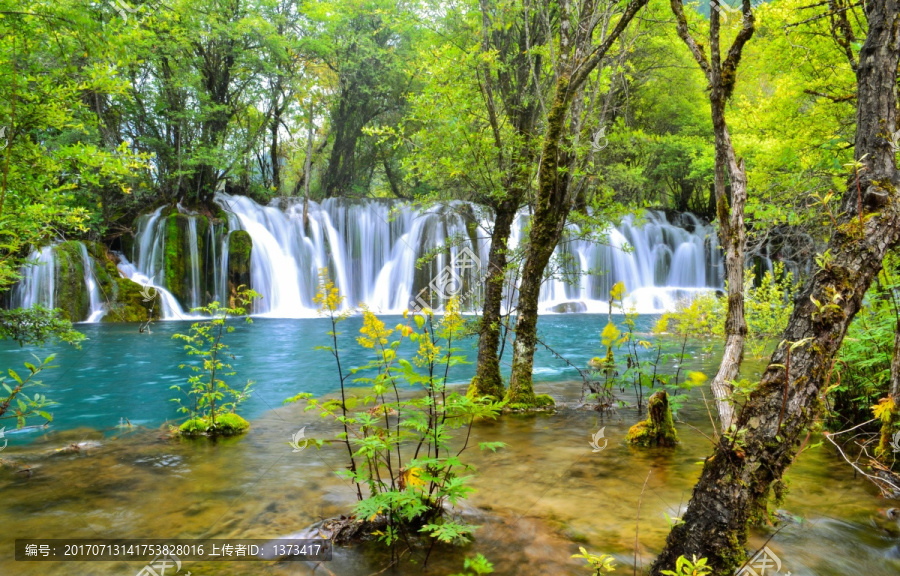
[287,270,505,557]
[170,287,259,437]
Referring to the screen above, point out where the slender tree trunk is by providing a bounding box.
[651,2,899,571]
[709,115,749,431]
[470,198,518,398]
[303,102,313,230]
[270,105,282,194]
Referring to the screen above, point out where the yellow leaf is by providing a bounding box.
[610,281,626,302]
[601,321,621,348]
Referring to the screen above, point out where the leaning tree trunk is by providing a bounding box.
[470,199,518,399]
[650,1,899,572]
[506,0,650,404]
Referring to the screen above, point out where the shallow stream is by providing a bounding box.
[1,316,898,575]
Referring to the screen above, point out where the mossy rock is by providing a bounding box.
[53,241,90,321]
[177,413,250,438]
[227,230,253,295]
[81,242,159,323]
[179,418,209,435]
[627,390,678,447]
[103,276,160,322]
[164,213,189,304]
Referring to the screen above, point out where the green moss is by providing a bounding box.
[627,390,678,447]
[534,393,555,407]
[164,213,188,303]
[177,413,250,438]
[179,418,208,435]
[212,412,250,435]
[467,372,505,401]
[227,230,253,295]
[505,392,556,411]
[53,241,89,321]
[102,276,160,322]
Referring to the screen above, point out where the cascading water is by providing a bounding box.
[542,212,722,313]
[9,197,725,321]
[213,194,488,316]
[10,246,56,311]
[114,255,186,319]
[10,242,106,322]
[78,243,106,323]
[209,194,721,316]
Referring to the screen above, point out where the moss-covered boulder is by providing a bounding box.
[52,241,90,321]
[162,212,211,306]
[627,390,679,447]
[227,230,252,295]
[177,413,250,438]
[84,242,160,323]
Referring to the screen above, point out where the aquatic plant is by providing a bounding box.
[287,270,505,560]
[571,547,616,575]
[170,286,259,437]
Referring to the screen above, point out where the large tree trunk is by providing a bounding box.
[650,1,899,572]
[507,86,573,404]
[470,198,518,399]
[506,0,650,404]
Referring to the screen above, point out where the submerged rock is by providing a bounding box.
[547,301,588,313]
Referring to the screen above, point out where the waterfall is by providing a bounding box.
[9,197,726,320]
[130,205,230,319]
[10,242,106,323]
[115,254,187,319]
[210,194,721,316]
[78,243,106,323]
[10,246,56,311]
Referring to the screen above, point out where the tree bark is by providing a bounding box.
[507,85,574,404]
[470,198,518,398]
[669,0,755,431]
[650,1,899,571]
[709,120,748,432]
[506,0,651,404]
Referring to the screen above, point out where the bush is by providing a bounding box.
[170,287,259,437]
[286,270,505,554]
